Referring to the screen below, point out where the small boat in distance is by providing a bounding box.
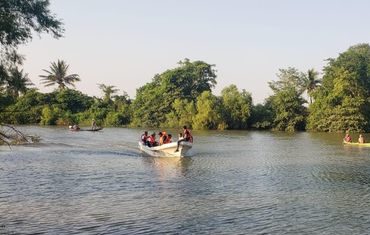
[139,141,192,157]
[69,126,104,132]
[343,141,370,147]
[82,127,104,132]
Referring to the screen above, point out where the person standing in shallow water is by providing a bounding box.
[175,126,193,152]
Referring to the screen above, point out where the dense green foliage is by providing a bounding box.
[267,68,308,131]
[192,91,223,130]
[269,87,307,131]
[131,59,217,127]
[220,85,252,129]
[0,88,132,127]
[1,89,92,125]
[308,44,370,132]
[165,99,196,128]
[3,43,370,133]
[249,101,274,129]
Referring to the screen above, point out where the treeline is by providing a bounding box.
[1,59,251,129]
[1,43,370,132]
[2,2,370,132]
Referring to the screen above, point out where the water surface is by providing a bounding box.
[1,127,370,234]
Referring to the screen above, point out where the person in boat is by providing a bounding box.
[91,119,97,130]
[147,132,158,147]
[73,124,80,130]
[69,124,80,130]
[358,134,365,144]
[158,131,169,145]
[164,134,172,144]
[141,131,148,145]
[175,126,193,152]
[344,131,352,143]
[158,132,163,145]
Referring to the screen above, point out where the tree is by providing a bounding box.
[165,98,196,128]
[113,91,131,106]
[249,100,274,129]
[39,60,80,90]
[6,67,34,97]
[193,91,222,130]
[0,0,63,89]
[54,89,93,113]
[98,84,119,102]
[2,89,50,124]
[131,59,217,127]
[308,44,370,132]
[40,105,60,125]
[270,87,307,131]
[302,69,321,104]
[268,67,306,94]
[0,0,63,144]
[268,68,307,131]
[130,79,167,127]
[220,85,252,129]
[172,58,217,100]
[0,0,63,48]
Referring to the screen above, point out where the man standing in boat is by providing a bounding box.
[175,126,193,152]
[91,119,97,130]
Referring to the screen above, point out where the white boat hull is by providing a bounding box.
[138,141,192,157]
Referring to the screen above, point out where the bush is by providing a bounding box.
[40,106,59,125]
[105,112,130,126]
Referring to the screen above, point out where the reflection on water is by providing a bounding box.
[1,127,370,234]
[142,156,193,179]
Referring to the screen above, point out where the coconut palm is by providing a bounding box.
[6,67,34,97]
[39,60,80,90]
[98,83,119,102]
[303,69,321,104]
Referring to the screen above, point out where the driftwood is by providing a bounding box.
[0,124,40,147]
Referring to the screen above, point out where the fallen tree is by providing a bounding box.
[0,124,39,146]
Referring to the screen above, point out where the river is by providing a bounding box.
[1,126,370,234]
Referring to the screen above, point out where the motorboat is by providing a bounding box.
[138,141,192,157]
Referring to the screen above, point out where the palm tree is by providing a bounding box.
[6,67,34,97]
[98,83,119,102]
[39,60,80,90]
[303,69,321,104]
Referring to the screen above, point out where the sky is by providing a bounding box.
[19,0,370,104]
